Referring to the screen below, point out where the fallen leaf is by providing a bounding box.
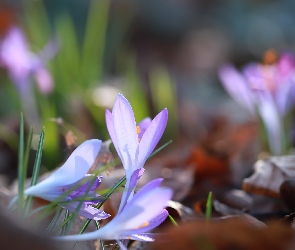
[243,155,295,198]
[151,217,294,250]
[65,131,77,149]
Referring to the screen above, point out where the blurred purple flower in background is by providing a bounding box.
[24,139,110,220]
[0,26,56,94]
[105,93,168,212]
[55,178,173,249]
[219,52,295,155]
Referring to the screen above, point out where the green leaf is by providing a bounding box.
[81,0,110,83]
[24,126,34,185]
[168,214,178,227]
[150,66,178,139]
[17,113,25,212]
[205,191,213,221]
[124,54,150,121]
[24,128,45,215]
[22,0,50,48]
[47,207,64,233]
[61,209,71,236]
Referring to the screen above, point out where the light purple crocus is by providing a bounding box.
[105,94,168,211]
[0,26,56,94]
[55,178,173,249]
[219,53,295,155]
[24,139,110,220]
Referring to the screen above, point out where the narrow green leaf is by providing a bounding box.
[96,221,105,250]
[150,67,178,139]
[22,0,50,47]
[205,191,213,221]
[23,126,33,186]
[168,214,178,227]
[17,113,25,212]
[30,128,45,186]
[24,128,45,215]
[148,140,172,160]
[125,55,150,121]
[47,207,63,233]
[81,0,110,82]
[61,209,70,236]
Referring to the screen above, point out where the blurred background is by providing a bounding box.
[1,0,295,187]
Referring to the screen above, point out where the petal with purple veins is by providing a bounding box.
[63,202,110,220]
[137,109,168,167]
[112,94,138,172]
[105,109,120,159]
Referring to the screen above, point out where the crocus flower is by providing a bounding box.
[0,26,56,94]
[24,139,110,220]
[55,178,173,249]
[219,53,295,155]
[105,94,168,211]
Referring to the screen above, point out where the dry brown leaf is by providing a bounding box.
[243,155,295,198]
[186,146,228,180]
[150,217,295,250]
[65,131,77,148]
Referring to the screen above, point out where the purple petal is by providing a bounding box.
[34,67,53,94]
[109,186,172,231]
[277,53,295,78]
[105,109,120,158]
[128,234,155,241]
[256,92,282,155]
[132,178,163,198]
[112,94,139,175]
[49,140,102,184]
[138,109,168,167]
[54,183,173,242]
[275,79,294,115]
[68,175,102,199]
[219,65,255,114]
[137,117,152,139]
[70,175,102,192]
[0,27,32,88]
[63,202,110,220]
[38,38,59,62]
[24,140,102,197]
[125,209,168,235]
[118,168,145,213]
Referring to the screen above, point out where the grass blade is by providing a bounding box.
[24,128,45,215]
[30,128,45,186]
[17,113,25,213]
[168,214,178,227]
[205,191,213,221]
[23,126,33,185]
[61,209,70,235]
[148,140,172,160]
[47,207,63,233]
